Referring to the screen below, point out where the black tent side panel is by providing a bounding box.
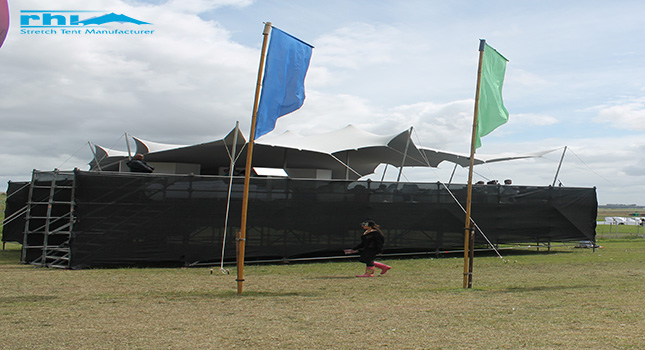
[470,186,598,245]
[2,181,30,243]
[15,171,597,268]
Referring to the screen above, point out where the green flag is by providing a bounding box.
[476,43,509,148]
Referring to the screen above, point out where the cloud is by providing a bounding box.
[507,68,551,89]
[269,95,475,154]
[510,113,559,127]
[4,1,259,137]
[386,100,473,148]
[268,91,381,136]
[314,23,404,70]
[152,0,253,14]
[594,98,645,131]
[0,0,264,185]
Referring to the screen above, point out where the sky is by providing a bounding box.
[1,0,644,205]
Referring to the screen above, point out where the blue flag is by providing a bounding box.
[255,27,313,139]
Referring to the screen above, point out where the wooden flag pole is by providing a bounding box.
[463,39,486,289]
[237,22,272,295]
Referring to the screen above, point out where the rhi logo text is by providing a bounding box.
[20,10,154,35]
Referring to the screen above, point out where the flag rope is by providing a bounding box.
[410,127,505,260]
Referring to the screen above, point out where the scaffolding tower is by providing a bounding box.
[21,170,76,268]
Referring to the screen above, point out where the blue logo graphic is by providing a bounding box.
[76,13,150,26]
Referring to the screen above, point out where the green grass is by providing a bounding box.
[596,224,645,239]
[1,240,645,349]
[596,207,645,239]
[1,201,643,348]
[597,207,644,218]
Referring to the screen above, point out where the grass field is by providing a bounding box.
[1,198,644,349]
[1,239,645,350]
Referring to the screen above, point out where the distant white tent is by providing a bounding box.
[88,143,129,171]
[132,137,190,154]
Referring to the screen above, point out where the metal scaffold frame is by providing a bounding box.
[21,170,76,268]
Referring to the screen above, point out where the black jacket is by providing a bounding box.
[126,159,154,173]
[353,230,384,253]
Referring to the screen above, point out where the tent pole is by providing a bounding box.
[448,163,458,185]
[396,126,413,184]
[88,142,102,171]
[329,154,363,179]
[463,39,486,289]
[380,164,388,183]
[552,146,567,187]
[344,152,350,180]
[238,22,272,295]
[125,132,133,160]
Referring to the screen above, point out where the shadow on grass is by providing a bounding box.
[497,284,599,293]
[237,290,321,297]
[427,284,599,294]
[475,249,576,258]
[378,248,578,262]
[145,289,322,300]
[308,276,359,280]
[0,295,59,304]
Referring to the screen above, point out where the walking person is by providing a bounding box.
[345,220,391,277]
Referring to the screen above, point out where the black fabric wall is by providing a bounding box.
[64,171,596,268]
[2,181,30,243]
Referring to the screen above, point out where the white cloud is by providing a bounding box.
[0,0,265,187]
[507,69,551,89]
[3,0,259,141]
[314,23,404,70]
[510,113,559,127]
[594,98,645,131]
[386,100,473,149]
[270,96,474,151]
[269,91,381,136]
[158,0,252,14]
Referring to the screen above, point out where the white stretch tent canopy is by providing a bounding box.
[89,125,549,180]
